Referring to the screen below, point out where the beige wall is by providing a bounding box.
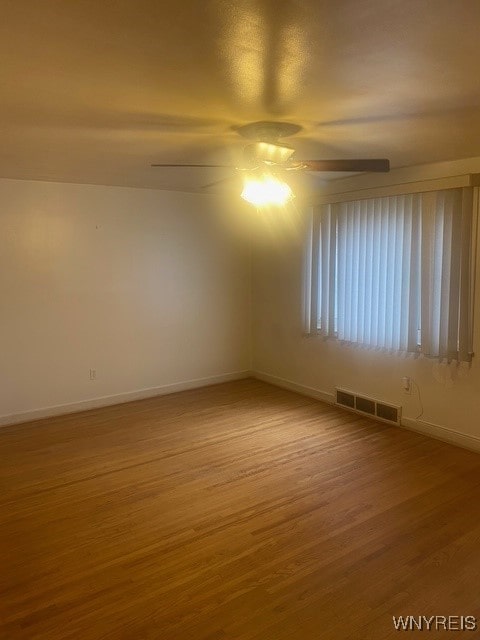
[252,159,480,445]
[0,179,250,424]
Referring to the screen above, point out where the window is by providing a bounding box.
[307,187,476,362]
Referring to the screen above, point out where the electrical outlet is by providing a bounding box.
[89,369,97,381]
[402,376,411,395]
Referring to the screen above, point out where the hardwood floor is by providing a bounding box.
[1,378,480,639]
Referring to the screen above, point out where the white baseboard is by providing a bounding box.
[401,416,480,454]
[252,370,336,405]
[6,369,480,455]
[0,370,250,427]
[252,369,480,455]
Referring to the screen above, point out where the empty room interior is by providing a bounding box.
[3,1,480,638]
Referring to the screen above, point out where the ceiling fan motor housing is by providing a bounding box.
[236,121,302,142]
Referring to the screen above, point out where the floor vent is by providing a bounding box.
[335,388,401,425]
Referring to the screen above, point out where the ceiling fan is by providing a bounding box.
[151,121,390,205]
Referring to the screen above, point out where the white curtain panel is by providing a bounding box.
[309,187,475,362]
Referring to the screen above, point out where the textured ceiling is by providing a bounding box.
[1,0,480,192]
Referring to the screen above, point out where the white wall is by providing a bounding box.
[0,179,250,424]
[5,158,480,445]
[252,158,480,447]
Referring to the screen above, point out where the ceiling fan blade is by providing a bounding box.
[202,176,238,190]
[151,163,234,168]
[303,159,390,172]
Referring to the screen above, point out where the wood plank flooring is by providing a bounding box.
[1,378,480,639]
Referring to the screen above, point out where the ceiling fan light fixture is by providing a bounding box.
[241,174,294,207]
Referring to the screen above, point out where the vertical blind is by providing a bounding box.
[308,187,475,362]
